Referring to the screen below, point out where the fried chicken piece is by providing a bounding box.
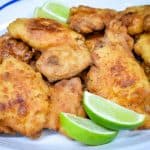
[68,5,117,34]
[134,33,150,65]
[86,20,150,129]
[0,57,49,137]
[7,18,88,52]
[46,77,85,132]
[8,18,91,82]
[85,32,104,52]
[0,34,33,63]
[119,5,150,35]
[36,44,91,82]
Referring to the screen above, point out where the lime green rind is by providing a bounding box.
[61,113,116,134]
[84,104,144,130]
[60,112,118,146]
[84,91,144,123]
[83,91,145,130]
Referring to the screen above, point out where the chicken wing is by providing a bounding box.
[0,34,33,63]
[68,5,117,34]
[134,33,150,65]
[46,77,85,132]
[86,20,150,128]
[119,5,150,35]
[0,57,49,137]
[8,18,91,82]
[68,5,150,35]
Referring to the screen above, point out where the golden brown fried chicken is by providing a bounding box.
[8,18,91,82]
[0,34,33,63]
[86,20,150,129]
[36,45,91,82]
[68,5,117,34]
[134,33,150,65]
[0,57,49,137]
[46,77,85,132]
[119,5,150,35]
[69,5,150,35]
[8,18,82,51]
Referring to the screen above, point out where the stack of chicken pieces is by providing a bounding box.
[0,5,149,138]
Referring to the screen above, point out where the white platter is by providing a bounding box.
[0,0,150,150]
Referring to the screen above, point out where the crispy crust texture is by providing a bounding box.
[8,18,91,82]
[0,57,49,137]
[46,77,85,132]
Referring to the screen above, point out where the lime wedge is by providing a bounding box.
[43,2,69,19]
[83,91,145,130]
[34,7,55,19]
[60,112,118,146]
[34,2,69,23]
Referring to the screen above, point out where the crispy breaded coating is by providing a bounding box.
[68,5,117,34]
[46,77,85,132]
[8,18,91,82]
[134,33,150,65]
[0,34,33,63]
[68,5,150,35]
[86,20,150,129]
[119,5,150,35]
[0,57,49,137]
[85,32,104,52]
[8,18,83,51]
[36,45,90,82]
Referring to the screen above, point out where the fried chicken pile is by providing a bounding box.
[8,18,91,82]
[0,5,149,138]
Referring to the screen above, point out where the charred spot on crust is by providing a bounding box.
[118,78,135,88]
[119,12,135,27]
[1,72,10,81]
[0,95,27,116]
[47,55,59,65]
[28,18,63,32]
[18,104,27,116]
[110,61,136,88]
[0,103,5,111]
[110,62,125,76]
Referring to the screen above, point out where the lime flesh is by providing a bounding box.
[43,2,69,19]
[60,112,118,146]
[34,2,69,23]
[34,7,53,18]
[83,91,145,130]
